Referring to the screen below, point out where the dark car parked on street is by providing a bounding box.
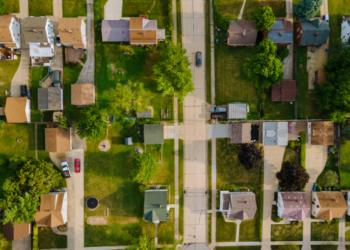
[196,52,202,67]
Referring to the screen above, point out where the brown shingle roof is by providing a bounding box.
[35,193,66,227]
[231,123,251,144]
[227,20,257,46]
[228,193,257,220]
[311,121,334,145]
[45,128,71,152]
[5,97,28,123]
[315,70,327,84]
[0,15,14,43]
[130,17,143,29]
[71,84,94,105]
[130,30,157,44]
[279,192,310,221]
[3,222,29,240]
[23,17,49,43]
[58,18,84,44]
[271,80,297,101]
[315,192,347,221]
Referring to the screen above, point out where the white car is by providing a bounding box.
[56,35,61,47]
[61,161,71,178]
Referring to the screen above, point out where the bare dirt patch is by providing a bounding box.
[87,216,108,225]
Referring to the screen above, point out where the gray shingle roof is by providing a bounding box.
[23,17,50,43]
[144,124,164,144]
[300,19,330,45]
[38,88,62,110]
[228,20,258,46]
[267,20,294,44]
[102,20,130,42]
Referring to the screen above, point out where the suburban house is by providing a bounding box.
[101,15,166,45]
[58,18,87,48]
[0,15,21,49]
[341,16,350,46]
[144,124,164,144]
[71,84,95,106]
[231,123,251,144]
[227,103,248,119]
[144,189,167,223]
[45,128,72,152]
[277,192,310,221]
[315,70,326,84]
[227,19,257,46]
[219,191,257,221]
[3,222,30,240]
[34,191,68,227]
[296,19,330,46]
[307,121,334,145]
[262,122,288,146]
[263,19,293,46]
[312,192,347,221]
[5,97,31,123]
[137,106,153,118]
[271,80,297,101]
[38,87,63,110]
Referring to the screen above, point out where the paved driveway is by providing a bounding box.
[10,49,29,97]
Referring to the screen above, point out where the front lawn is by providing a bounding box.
[316,153,338,189]
[38,227,67,249]
[311,220,339,241]
[216,212,236,242]
[216,139,261,242]
[243,0,286,19]
[63,0,87,17]
[29,0,53,16]
[271,223,303,241]
[218,0,244,21]
[216,247,261,250]
[4,0,19,13]
[340,135,350,190]
[283,147,299,163]
[0,55,20,106]
[271,246,302,250]
[312,246,338,250]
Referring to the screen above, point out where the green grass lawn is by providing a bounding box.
[0,55,20,106]
[311,220,339,241]
[29,0,53,16]
[262,87,294,120]
[84,123,175,246]
[216,247,261,250]
[312,246,338,250]
[4,0,19,13]
[31,67,48,122]
[243,0,286,19]
[271,246,302,250]
[215,39,259,119]
[328,0,350,47]
[216,212,237,242]
[340,136,350,189]
[208,139,212,210]
[38,227,67,249]
[0,225,12,250]
[345,230,350,241]
[216,139,261,241]
[218,0,244,20]
[179,139,184,238]
[296,46,327,119]
[176,0,182,47]
[316,153,338,189]
[283,147,299,163]
[206,0,212,104]
[208,214,212,244]
[271,223,303,241]
[63,0,87,17]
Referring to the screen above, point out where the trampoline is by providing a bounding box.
[86,197,99,210]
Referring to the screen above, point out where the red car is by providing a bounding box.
[74,159,80,173]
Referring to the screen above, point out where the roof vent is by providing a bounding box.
[69,30,72,33]
[335,200,338,203]
[315,32,319,37]
[245,201,248,204]
[279,32,282,36]
[33,29,37,33]
[243,29,246,36]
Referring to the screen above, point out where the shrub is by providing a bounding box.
[168,0,173,35]
[288,141,295,149]
[33,224,38,250]
[300,132,306,168]
[278,47,290,61]
[272,212,281,222]
[219,16,231,30]
[213,0,218,24]
[260,93,267,100]
[294,141,301,147]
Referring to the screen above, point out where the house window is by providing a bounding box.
[312,201,315,205]
[300,31,303,34]
[316,205,319,208]
[297,28,300,31]
[313,211,316,215]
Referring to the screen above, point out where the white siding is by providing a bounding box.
[9,18,21,48]
[277,192,284,217]
[26,99,31,123]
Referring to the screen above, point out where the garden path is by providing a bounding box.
[237,0,247,20]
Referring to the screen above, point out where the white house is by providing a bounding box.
[23,17,55,65]
[0,15,21,49]
[4,97,31,123]
[262,122,288,146]
[58,18,87,48]
[277,192,310,222]
[341,16,350,46]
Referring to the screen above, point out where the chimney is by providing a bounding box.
[245,201,248,204]
[315,32,319,37]
[243,29,246,36]
[69,30,72,33]
[279,32,282,36]
[33,29,37,33]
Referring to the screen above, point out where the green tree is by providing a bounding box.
[318,170,338,187]
[75,104,108,141]
[294,0,323,21]
[55,113,70,131]
[278,47,290,61]
[153,43,194,103]
[251,6,275,31]
[126,235,156,250]
[219,16,231,30]
[2,193,39,225]
[276,161,310,191]
[109,80,151,116]
[132,153,158,183]
[0,120,5,136]
[244,38,284,89]
[238,143,263,170]
[0,0,7,15]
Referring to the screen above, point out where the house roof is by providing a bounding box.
[144,189,167,222]
[144,124,164,144]
[3,222,29,240]
[0,15,14,43]
[263,122,288,146]
[35,193,66,227]
[271,80,296,101]
[300,19,330,45]
[130,30,157,44]
[227,103,247,119]
[315,192,347,221]
[38,88,62,110]
[130,17,143,29]
[223,192,257,220]
[267,19,293,43]
[101,20,130,42]
[58,18,84,44]
[279,192,310,221]
[231,123,251,144]
[71,84,94,105]
[23,17,49,43]
[45,128,71,152]
[137,106,153,118]
[315,70,327,84]
[311,121,334,145]
[228,20,257,45]
[5,97,28,123]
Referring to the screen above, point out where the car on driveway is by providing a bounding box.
[210,106,227,113]
[61,161,71,178]
[56,35,61,47]
[20,85,27,97]
[74,158,80,173]
[196,52,202,67]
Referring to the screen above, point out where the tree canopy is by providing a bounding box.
[238,143,263,170]
[251,6,275,31]
[0,120,5,136]
[315,45,350,122]
[75,104,109,141]
[318,170,338,187]
[132,153,158,182]
[294,0,323,21]
[125,235,156,250]
[0,0,7,15]
[153,43,194,103]
[55,113,70,131]
[244,38,284,89]
[109,80,151,116]
[276,161,310,191]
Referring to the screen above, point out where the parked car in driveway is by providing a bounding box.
[61,161,71,178]
[20,85,27,97]
[196,52,202,67]
[210,106,227,113]
[56,35,61,47]
[74,158,80,173]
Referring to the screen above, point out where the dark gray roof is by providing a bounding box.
[267,19,293,44]
[102,20,130,42]
[300,19,330,45]
[38,88,62,110]
[144,124,164,144]
[23,17,50,43]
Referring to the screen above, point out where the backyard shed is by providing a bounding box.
[271,80,296,101]
[137,106,153,118]
[144,189,167,223]
[125,137,133,145]
[227,103,247,119]
[315,70,326,84]
[144,124,164,144]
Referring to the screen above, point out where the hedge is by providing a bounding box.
[213,0,218,24]
[300,132,306,168]
[168,0,173,36]
[32,224,38,250]
[259,186,263,242]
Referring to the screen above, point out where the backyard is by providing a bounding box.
[262,87,294,120]
[216,139,261,241]
[340,135,350,190]
[311,220,339,241]
[0,56,20,106]
[84,123,175,246]
[28,0,53,16]
[4,0,19,13]
[63,0,87,17]
[31,67,50,122]
[328,0,350,46]
[271,223,303,241]
[38,227,67,249]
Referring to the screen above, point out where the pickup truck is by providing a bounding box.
[210,107,227,113]
[211,112,226,119]
[61,161,71,178]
